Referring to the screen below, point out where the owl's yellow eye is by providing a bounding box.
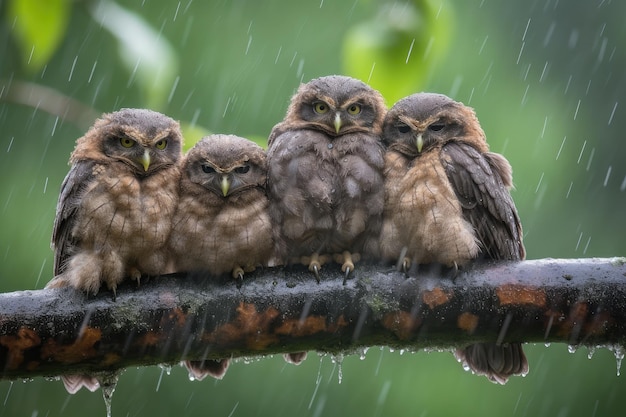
[155,139,168,150]
[314,102,329,114]
[120,137,136,148]
[347,104,361,115]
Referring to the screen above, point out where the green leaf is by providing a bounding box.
[7,0,71,71]
[342,0,453,104]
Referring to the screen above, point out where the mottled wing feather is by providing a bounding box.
[441,142,524,260]
[51,160,96,275]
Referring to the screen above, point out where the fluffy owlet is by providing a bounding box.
[380,93,527,384]
[266,75,386,283]
[168,134,273,380]
[169,134,273,282]
[47,108,183,295]
[46,108,183,393]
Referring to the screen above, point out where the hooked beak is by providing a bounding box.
[334,113,342,134]
[221,175,230,197]
[416,134,424,153]
[139,149,151,171]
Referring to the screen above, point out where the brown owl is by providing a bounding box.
[47,108,183,295]
[169,134,273,284]
[46,108,183,394]
[380,93,527,384]
[266,75,386,283]
[168,134,272,381]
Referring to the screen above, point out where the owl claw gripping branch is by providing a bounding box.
[48,78,529,392]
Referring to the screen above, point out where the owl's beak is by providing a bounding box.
[416,134,424,153]
[334,113,342,134]
[221,175,230,197]
[140,149,151,171]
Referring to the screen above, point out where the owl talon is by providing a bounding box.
[304,253,324,283]
[232,267,245,288]
[343,267,351,285]
[451,262,459,280]
[310,264,321,283]
[335,251,358,284]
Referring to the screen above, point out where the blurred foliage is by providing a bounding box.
[6,0,70,71]
[1,0,626,416]
[342,0,453,103]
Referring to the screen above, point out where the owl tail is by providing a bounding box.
[61,374,100,394]
[454,342,528,384]
[184,358,230,381]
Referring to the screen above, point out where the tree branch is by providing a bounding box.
[1,257,626,380]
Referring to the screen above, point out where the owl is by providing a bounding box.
[168,134,272,381]
[46,108,183,394]
[47,108,183,296]
[380,93,527,384]
[168,134,273,284]
[266,75,386,283]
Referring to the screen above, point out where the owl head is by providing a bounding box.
[72,108,183,176]
[383,93,488,157]
[182,134,267,198]
[283,75,386,137]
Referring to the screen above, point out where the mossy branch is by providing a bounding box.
[1,257,626,380]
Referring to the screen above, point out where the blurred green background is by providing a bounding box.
[1,0,625,416]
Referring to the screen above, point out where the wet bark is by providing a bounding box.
[1,257,626,380]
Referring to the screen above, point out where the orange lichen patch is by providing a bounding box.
[584,310,611,337]
[276,316,327,337]
[382,311,421,340]
[161,308,188,329]
[422,287,453,309]
[41,327,102,363]
[328,315,349,333]
[457,312,479,334]
[138,331,161,346]
[101,352,122,367]
[205,302,280,350]
[556,301,589,338]
[496,284,547,307]
[0,327,41,370]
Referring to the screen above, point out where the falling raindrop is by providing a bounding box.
[330,353,344,384]
[308,355,325,410]
[155,364,173,390]
[608,102,618,125]
[608,345,624,376]
[3,381,12,406]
